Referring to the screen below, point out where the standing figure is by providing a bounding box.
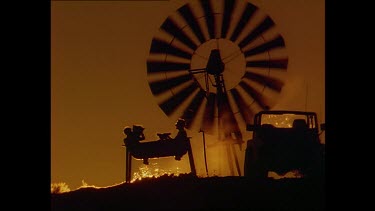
[174,119,188,141]
[174,118,188,160]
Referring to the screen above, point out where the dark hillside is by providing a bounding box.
[51,174,325,211]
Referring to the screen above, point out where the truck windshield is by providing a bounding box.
[260,114,311,128]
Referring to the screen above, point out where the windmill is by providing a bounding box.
[146,0,288,176]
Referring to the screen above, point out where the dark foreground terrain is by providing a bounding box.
[51,174,325,211]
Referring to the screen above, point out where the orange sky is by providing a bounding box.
[51,0,325,190]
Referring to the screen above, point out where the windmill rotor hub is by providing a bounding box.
[191,39,246,92]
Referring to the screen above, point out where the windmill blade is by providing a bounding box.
[149,74,193,95]
[238,16,275,49]
[201,92,216,134]
[229,2,258,42]
[199,0,215,39]
[178,4,206,44]
[159,83,199,116]
[243,71,284,92]
[238,81,269,110]
[229,87,255,124]
[147,61,190,74]
[150,38,192,60]
[221,0,236,38]
[180,89,206,129]
[160,17,198,51]
[243,35,285,57]
[246,58,288,70]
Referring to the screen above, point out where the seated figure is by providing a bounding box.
[292,119,308,130]
[133,125,145,141]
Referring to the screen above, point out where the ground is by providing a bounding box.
[51,174,325,211]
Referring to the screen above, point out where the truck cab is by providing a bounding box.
[244,110,325,179]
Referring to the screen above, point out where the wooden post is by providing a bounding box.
[125,147,132,183]
[187,139,196,175]
[200,130,209,176]
[231,144,241,176]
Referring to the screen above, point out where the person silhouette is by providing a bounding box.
[132,125,146,142]
[174,118,188,160]
[123,127,138,148]
[124,125,149,164]
[292,119,308,130]
[132,125,149,165]
[174,119,188,141]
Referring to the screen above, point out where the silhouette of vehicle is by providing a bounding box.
[244,110,325,179]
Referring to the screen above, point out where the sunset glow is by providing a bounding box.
[51,182,71,194]
[51,0,325,191]
[131,162,181,183]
